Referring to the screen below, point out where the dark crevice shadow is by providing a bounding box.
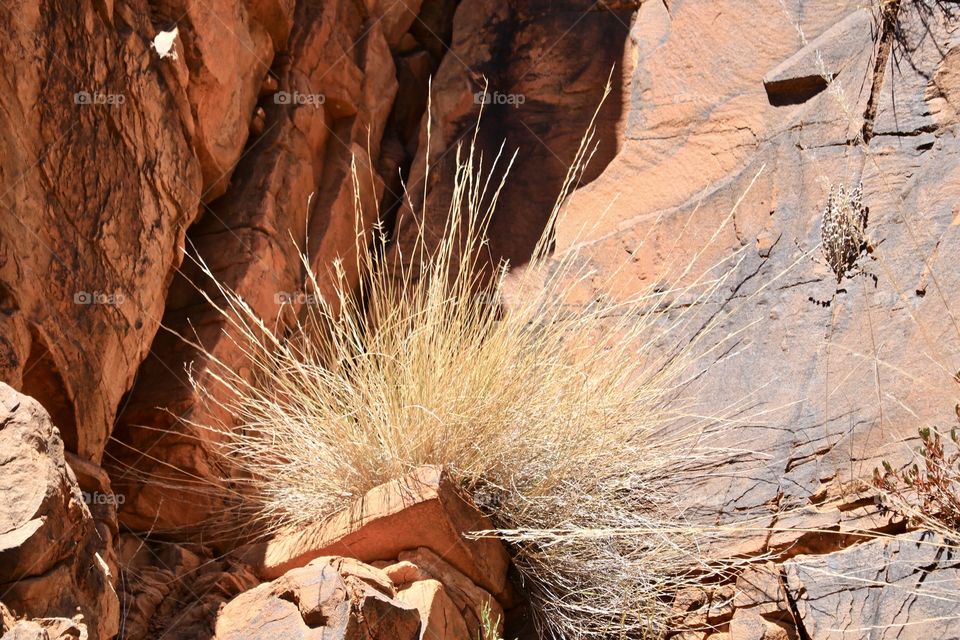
[391,0,630,273]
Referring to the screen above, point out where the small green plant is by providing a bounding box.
[478,601,507,640]
[873,374,960,531]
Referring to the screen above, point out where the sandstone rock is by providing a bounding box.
[396,579,470,640]
[728,609,797,640]
[0,0,204,464]
[214,557,421,640]
[396,547,504,636]
[536,0,960,549]
[784,531,960,640]
[236,466,510,598]
[108,0,405,535]
[366,0,424,49]
[115,534,260,640]
[390,0,628,274]
[732,563,789,618]
[0,616,84,640]
[0,383,118,640]
[64,451,121,586]
[727,563,798,640]
[673,583,737,631]
[150,0,295,200]
[762,9,873,106]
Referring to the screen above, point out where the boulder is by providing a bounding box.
[395,547,504,636]
[0,383,119,639]
[213,557,421,640]
[235,466,510,598]
[395,579,470,640]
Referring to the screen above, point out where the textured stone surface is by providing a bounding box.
[785,532,960,639]
[2,1,960,637]
[548,0,960,535]
[114,534,261,640]
[107,0,432,534]
[396,579,470,640]
[236,466,510,598]
[0,0,204,464]
[396,547,504,635]
[213,557,422,640]
[0,383,119,639]
[390,0,630,273]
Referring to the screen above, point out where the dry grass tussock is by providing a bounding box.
[183,90,763,638]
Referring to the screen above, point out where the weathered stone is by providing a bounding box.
[115,534,260,640]
[542,0,960,548]
[0,384,118,640]
[729,609,797,640]
[396,579,470,640]
[733,563,789,617]
[396,547,504,636]
[213,557,421,640]
[785,531,960,640]
[0,0,204,464]
[109,0,401,534]
[390,0,628,273]
[156,0,295,200]
[235,466,510,598]
[763,9,873,106]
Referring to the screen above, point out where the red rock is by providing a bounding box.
[235,466,510,598]
[396,579,470,640]
[0,384,118,640]
[0,1,204,465]
[728,609,797,640]
[213,558,421,640]
[108,0,403,535]
[170,0,295,200]
[390,0,627,274]
[115,534,261,640]
[396,547,504,636]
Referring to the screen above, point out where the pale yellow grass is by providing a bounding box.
[183,90,760,638]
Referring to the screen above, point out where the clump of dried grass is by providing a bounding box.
[185,90,757,638]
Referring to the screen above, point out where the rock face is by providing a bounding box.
[114,534,261,640]
[105,0,444,535]
[0,0,205,464]
[390,0,631,273]
[784,532,960,640]
[0,383,119,639]
[553,0,960,526]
